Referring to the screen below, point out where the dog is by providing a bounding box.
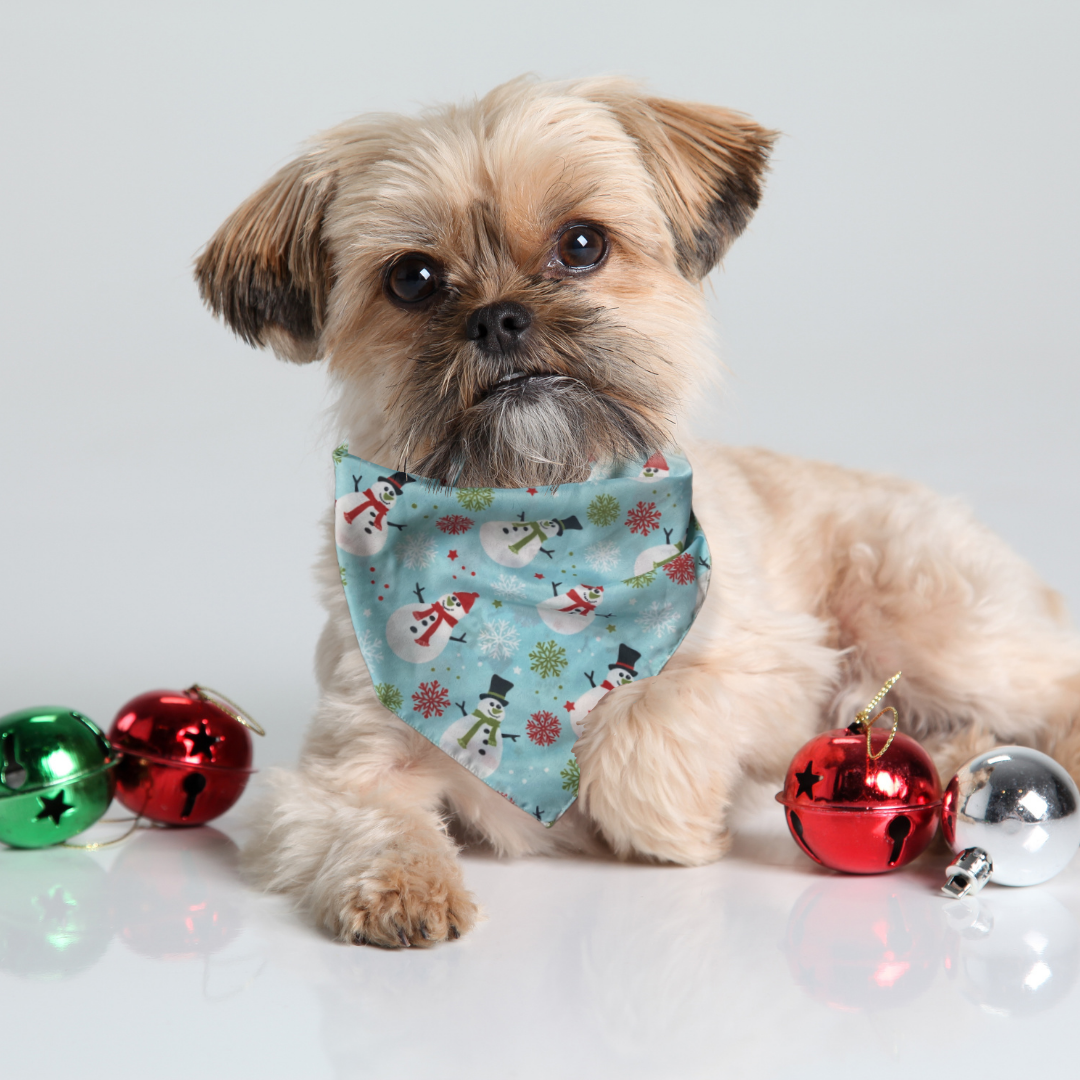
[195,76,1080,947]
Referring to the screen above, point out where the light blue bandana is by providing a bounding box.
[333,448,710,825]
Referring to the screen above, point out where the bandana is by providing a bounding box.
[333,448,710,825]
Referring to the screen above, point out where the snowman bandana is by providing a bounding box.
[334,448,710,825]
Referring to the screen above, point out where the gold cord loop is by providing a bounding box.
[854,672,902,760]
[189,684,266,736]
[63,814,143,850]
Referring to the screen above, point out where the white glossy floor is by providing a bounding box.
[3,789,1078,1079]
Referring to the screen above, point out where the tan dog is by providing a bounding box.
[196,76,1080,947]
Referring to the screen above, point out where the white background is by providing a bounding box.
[2,0,1077,769]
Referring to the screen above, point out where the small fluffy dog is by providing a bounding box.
[196,77,1080,947]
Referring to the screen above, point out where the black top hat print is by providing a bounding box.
[609,645,641,676]
[378,471,415,494]
[555,516,582,534]
[480,675,514,705]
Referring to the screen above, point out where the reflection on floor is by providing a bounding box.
[1,798,1078,1078]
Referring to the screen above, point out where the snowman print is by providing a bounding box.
[440,676,515,780]
[479,515,582,568]
[634,452,670,483]
[386,585,479,663]
[632,528,683,577]
[335,471,414,557]
[569,644,641,737]
[537,583,610,635]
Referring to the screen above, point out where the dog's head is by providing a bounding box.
[196,77,775,487]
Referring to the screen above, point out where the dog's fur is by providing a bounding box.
[196,77,1080,948]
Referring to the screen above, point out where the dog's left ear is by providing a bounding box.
[595,91,778,280]
[194,150,336,364]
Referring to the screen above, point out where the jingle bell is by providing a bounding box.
[0,707,118,848]
[941,746,1080,896]
[108,685,262,825]
[776,674,942,873]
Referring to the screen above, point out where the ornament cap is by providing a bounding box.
[941,846,993,898]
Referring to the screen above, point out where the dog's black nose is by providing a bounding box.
[465,301,532,353]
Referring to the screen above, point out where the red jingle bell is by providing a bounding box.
[776,674,942,874]
[108,685,264,825]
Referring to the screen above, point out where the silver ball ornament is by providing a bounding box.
[941,746,1080,896]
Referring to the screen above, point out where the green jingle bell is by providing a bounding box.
[0,707,118,848]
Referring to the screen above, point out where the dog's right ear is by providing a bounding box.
[584,84,777,281]
[195,151,335,364]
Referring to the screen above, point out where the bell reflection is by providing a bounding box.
[0,848,112,979]
[109,826,241,960]
[943,891,1079,1016]
[784,876,941,1010]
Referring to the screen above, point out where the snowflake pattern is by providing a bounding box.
[456,487,495,512]
[585,539,621,573]
[527,710,561,747]
[587,493,620,527]
[375,683,403,713]
[477,618,521,661]
[664,552,696,585]
[339,566,347,588]
[626,501,661,536]
[436,514,474,535]
[357,628,384,662]
[561,757,580,795]
[623,569,657,590]
[636,599,678,636]
[492,573,527,600]
[529,639,568,679]
[332,443,348,465]
[412,680,450,719]
[399,533,437,570]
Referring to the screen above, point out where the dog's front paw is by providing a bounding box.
[335,845,479,948]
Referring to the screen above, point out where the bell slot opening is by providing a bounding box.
[886,814,912,865]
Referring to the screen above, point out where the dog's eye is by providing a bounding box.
[385,254,440,304]
[556,225,606,270]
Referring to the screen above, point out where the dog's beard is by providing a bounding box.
[414,375,664,489]
[395,290,673,489]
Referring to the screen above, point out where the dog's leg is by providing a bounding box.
[574,610,838,865]
[243,690,479,948]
